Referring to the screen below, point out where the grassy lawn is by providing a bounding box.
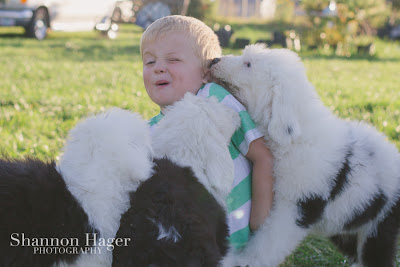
[1,23,400,265]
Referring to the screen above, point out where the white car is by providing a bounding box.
[0,0,121,40]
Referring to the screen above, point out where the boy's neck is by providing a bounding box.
[159,85,206,114]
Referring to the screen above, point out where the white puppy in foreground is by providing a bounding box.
[210,44,400,267]
[152,93,241,207]
[113,93,240,266]
[1,94,240,267]
[1,108,153,267]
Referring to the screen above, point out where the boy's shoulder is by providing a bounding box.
[206,82,229,92]
[198,82,235,103]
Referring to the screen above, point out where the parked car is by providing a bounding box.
[0,0,122,40]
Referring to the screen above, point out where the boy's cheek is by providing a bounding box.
[142,67,150,77]
[142,70,152,86]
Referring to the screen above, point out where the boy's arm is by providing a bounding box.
[246,137,274,232]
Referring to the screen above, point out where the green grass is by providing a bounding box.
[0,25,158,160]
[1,23,400,265]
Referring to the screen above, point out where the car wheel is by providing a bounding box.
[25,7,49,40]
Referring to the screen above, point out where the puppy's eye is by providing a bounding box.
[245,62,251,68]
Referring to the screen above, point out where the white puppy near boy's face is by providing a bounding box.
[210,44,313,147]
[210,44,400,267]
[152,93,241,207]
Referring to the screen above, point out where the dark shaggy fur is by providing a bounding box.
[112,158,229,267]
[294,145,400,266]
[330,197,400,267]
[0,157,97,267]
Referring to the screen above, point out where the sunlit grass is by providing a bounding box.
[0,25,158,160]
[1,23,400,265]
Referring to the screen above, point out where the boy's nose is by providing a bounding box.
[154,65,166,74]
[153,60,167,74]
[155,68,165,74]
[209,58,221,68]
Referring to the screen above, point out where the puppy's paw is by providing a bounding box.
[219,252,236,267]
[220,252,250,267]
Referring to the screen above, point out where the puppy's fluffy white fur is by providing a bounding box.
[152,93,241,208]
[211,44,400,267]
[57,95,239,266]
[111,94,239,266]
[57,108,153,266]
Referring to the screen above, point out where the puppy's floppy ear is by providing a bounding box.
[268,77,301,145]
[202,97,240,198]
[207,96,241,141]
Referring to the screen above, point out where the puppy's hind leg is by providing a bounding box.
[330,234,358,264]
[222,200,309,267]
[360,199,400,267]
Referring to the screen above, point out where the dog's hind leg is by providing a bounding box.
[359,199,400,267]
[330,234,358,264]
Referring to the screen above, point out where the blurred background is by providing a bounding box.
[1,1,400,266]
[1,0,400,52]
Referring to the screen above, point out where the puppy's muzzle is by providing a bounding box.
[209,58,221,68]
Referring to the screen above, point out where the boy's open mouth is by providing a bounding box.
[156,80,170,86]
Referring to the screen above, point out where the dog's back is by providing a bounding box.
[112,158,229,267]
[0,157,95,267]
[0,108,155,266]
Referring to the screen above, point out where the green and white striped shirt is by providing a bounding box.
[149,82,263,249]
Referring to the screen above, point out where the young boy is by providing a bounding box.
[140,15,274,250]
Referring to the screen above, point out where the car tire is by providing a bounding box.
[25,7,49,40]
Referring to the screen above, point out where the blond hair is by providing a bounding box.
[140,15,222,69]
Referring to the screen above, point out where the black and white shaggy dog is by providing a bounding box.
[210,44,400,267]
[113,93,241,267]
[0,108,153,266]
[112,158,229,267]
[1,94,240,267]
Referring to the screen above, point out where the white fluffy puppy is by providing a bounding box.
[152,93,241,208]
[210,44,400,267]
[57,108,153,266]
[112,93,241,266]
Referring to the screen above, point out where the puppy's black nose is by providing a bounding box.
[209,58,221,68]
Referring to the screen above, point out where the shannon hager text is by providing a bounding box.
[10,233,131,252]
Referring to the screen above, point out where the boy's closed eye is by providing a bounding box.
[144,59,180,65]
[168,58,181,62]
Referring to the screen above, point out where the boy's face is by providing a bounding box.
[142,33,207,111]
